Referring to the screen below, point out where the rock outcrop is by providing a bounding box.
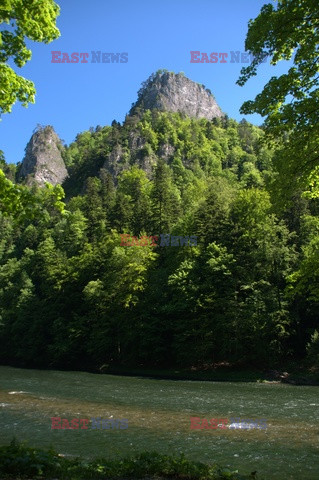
[102,130,157,181]
[20,71,224,189]
[18,125,68,187]
[100,71,224,182]
[130,70,223,120]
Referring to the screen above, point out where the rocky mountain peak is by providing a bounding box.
[130,70,223,120]
[18,125,68,187]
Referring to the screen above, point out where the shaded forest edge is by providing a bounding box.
[96,363,319,385]
[1,362,319,386]
[0,440,261,480]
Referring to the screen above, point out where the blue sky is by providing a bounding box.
[1,0,292,165]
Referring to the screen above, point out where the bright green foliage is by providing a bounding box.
[0,110,318,370]
[117,166,152,234]
[0,168,66,221]
[306,329,319,365]
[0,0,60,115]
[0,440,253,480]
[237,0,319,201]
[287,235,319,303]
[151,159,181,232]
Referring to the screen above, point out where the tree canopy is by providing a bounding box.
[237,0,319,201]
[0,0,60,115]
[1,110,318,370]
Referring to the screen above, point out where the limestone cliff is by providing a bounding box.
[18,125,68,187]
[130,70,223,120]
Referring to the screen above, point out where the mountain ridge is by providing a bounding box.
[17,70,224,187]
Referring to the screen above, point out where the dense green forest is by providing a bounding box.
[0,109,319,371]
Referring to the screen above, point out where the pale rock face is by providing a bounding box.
[102,130,157,179]
[101,72,222,179]
[157,143,175,160]
[130,71,224,120]
[19,72,223,188]
[18,126,68,187]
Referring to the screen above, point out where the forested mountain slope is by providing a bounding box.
[0,71,318,372]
